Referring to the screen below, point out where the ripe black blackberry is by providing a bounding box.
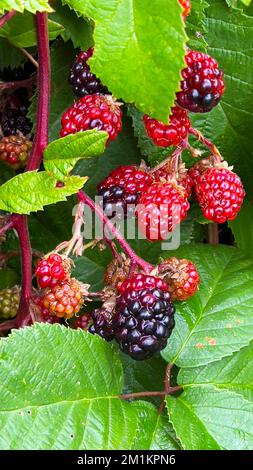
[69,48,108,97]
[0,61,36,82]
[113,275,175,360]
[89,309,115,341]
[1,105,32,136]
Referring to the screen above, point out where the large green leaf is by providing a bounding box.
[52,0,93,49]
[191,0,253,199]
[167,385,253,450]
[178,341,253,402]
[0,0,52,14]
[132,402,180,450]
[63,0,187,122]
[0,38,25,68]
[72,255,105,291]
[186,0,208,51]
[162,244,253,367]
[43,131,107,179]
[0,171,86,214]
[0,12,64,47]
[228,201,253,258]
[0,324,140,450]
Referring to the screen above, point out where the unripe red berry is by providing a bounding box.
[35,253,70,289]
[143,106,190,147]
[179,0,191,20]
[136,181,190,241]
[60,94,122,144]
[41,278,89,320]
[0,135,32,169]
[195,167,245,223]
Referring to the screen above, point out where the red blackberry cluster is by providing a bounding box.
[0,135,32,169]
[69,48,108,97]
[113,274,175,360]
[136,181,190,241]
[60,94,122,144]
[177,51,225,113]
[158,257,200,301]
[35,253,69,289]
[97,165,153,219]
[195,166,245,223]
[143,106,190,147]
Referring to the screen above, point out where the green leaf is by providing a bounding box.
[167,385,253,450]
[43,131,107,179]
[52,0,93,49]
[0,171,86,214]
[0,38,25,68]
[121,353,167,405]
[0,269,20,289]
[63,0,187,122]
[186,0,208,51]
[228,201,253,258]
[161,244,253,368]
[28,40,75,142]
[72,255,105,291]
[190,0,253,199]
[0,324,140,450]
[0,12,64,48]
[0,0,53,14]
[132,402,180,450]
[179,341,253,402]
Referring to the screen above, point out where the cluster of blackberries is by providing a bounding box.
[35,254,90,321]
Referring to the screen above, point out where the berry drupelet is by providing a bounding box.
[136,181,190,241]
[143,106,190,147]
[97,165,153,219]
[60,94,122,144]
[177,51,225,113]
[113,274,175,360]
[69,48,108,97]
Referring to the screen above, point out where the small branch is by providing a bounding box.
[120,386,181,401]
[0,75,37,91]
[0,218,14,237]
[19,48,39,68]
[0,10,16,28]
[78,191,153,273]
[150,139,188,176]
[13,216,32,327]
[0,319,16,332]
[26,12,50,171]
[208,223,219,245]
[189,128,222,163]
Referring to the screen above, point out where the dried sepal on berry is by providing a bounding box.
[158,257,200,301]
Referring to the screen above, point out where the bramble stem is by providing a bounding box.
[0,219,14,237]
[189,127,222,163]
[149,138,188,176]
[13,216,32,327]
[26,13,50,171]
[208,223,219,245]
[120,387,181,400]
[78,191,153,273]
[0,10,16,27]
